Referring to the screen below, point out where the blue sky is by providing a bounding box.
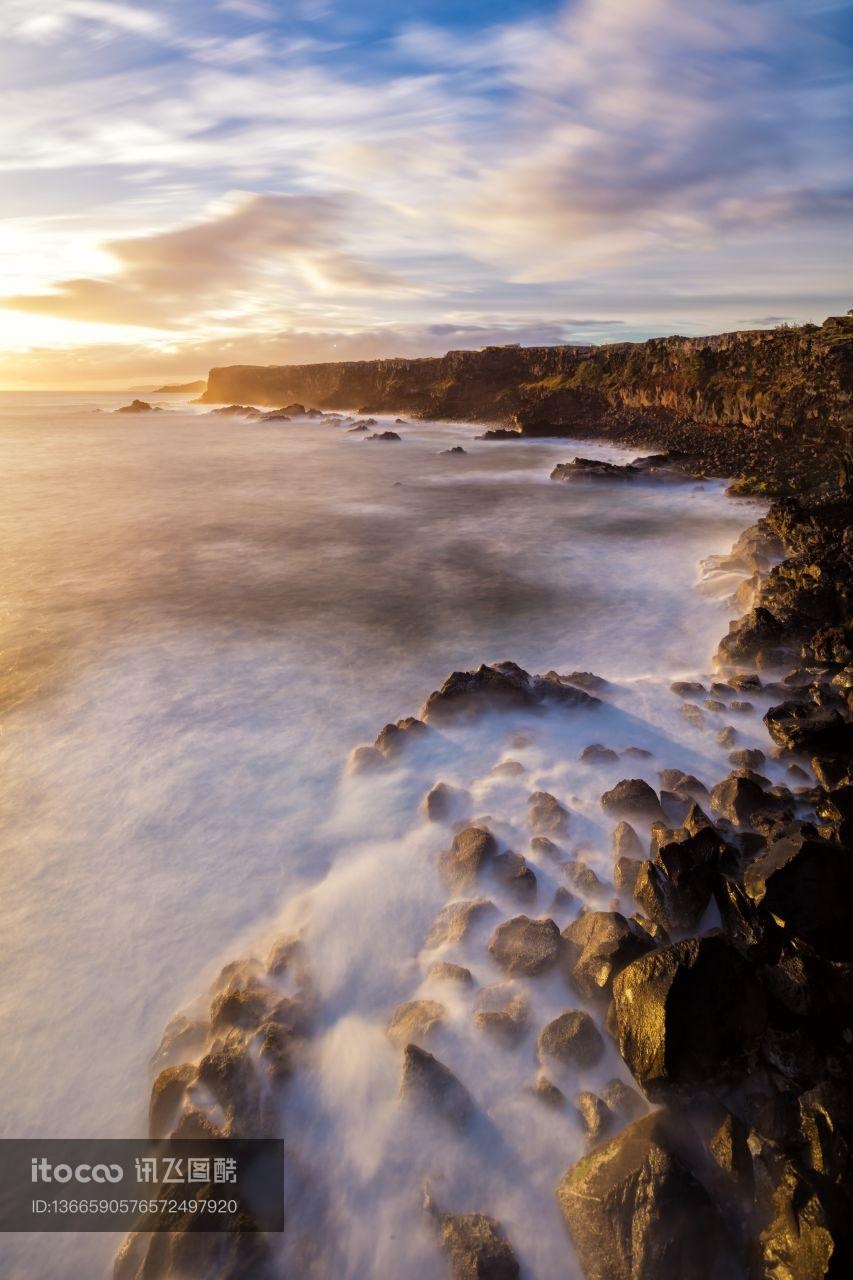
[0,0,850,385]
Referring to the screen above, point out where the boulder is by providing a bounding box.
[729,747,766,769]
[582,744,620,764]
[421,661,599,723]
[375,716,429,760]
[574,1090,614,1143]
[765,701,851,756]
[528,1073,566,1109]
[492,851,537,901]
[551,457,639,481]
[487,915,562,976]
[671,681,707,697]
[425,1192,520,1280]
[424,782,471,824]
[611,936,767,1099]
[635,816,727,931]
[429,962,474,986]
[528,790,570,835]
[115,398,159,413]
[659,770,709,801]
[365,430,401,441]
[601,1078,646,1122]
[601,779,665,823]
[744,833,853,960]
[474,983,531,1046]
[423,898,499,949]
[612,820,643,858]
[710,773,788,828]
[537,1010,605,1068]
[556,1111,730,1280]
[149,1063,196,1138]
[400,1044,473,1124]
[387,999,445,1049]
[530,835,563,861]
[561,911,655,1006]
[439,827,498,891]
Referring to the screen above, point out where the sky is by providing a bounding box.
[0,0,850,387]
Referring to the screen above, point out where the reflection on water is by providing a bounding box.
[0,393,765,1278]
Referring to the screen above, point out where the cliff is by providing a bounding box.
[203,317,852,484]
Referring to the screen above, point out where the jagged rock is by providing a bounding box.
[439,827,498,891]
[425,1191,520,1280]
[756,1157,846,1280]
[487,915,562,976]
[115,398,160,413]
[611,936,767,1100]
[551,456,639,481]
[347,743,386,773]
[613,820,643,858]
[556,1111,730,1280]
[659,770,709,801]
[528,1072,566,1108]
[537,1009,605,1067]
[635,813,727,931]
[149,1013,207,1071]
[424,781,471,823]
[400,1044,473,1124]
[474,983,531,1045]
[440,446,467,455]
[375,715,429,759]
[149,1063,196,1138]
[421,661,599,723]
[718,605,788,665]
[765,701,850,756]
[561,911,655,1006]
[744,833,853,960]
[492,850,537,900]
[614,856,642,894]
[429,961,474,986]
[582,744,620,764]
[797,1081,853,1183]
[574,1090,613,1143]
[196,1035,265,1135]
[559,669,610,691]
[565,860,608,897]
[717,725,739,748]
[729,747,766,769]
[548,885,577,914]
[601,1078,646,1122]
[387,999,445,1049]
[711,772,791,830]
[424,898,499,949]
[601,779,665,822]
[365,430,401,440]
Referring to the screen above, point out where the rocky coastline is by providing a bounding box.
[116,351,851,1278]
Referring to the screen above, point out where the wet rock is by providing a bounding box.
[421,660,599,723]
[765,701,850,756]
[612,820,643,858]
[528,790,570,836]
[530,835,563,861]
[387,999,445,1049]
[548,885,577,914]
[756,1157,845,1280]
[537,1009,605,1068]
[561,911,655,1006]
[671,680,707,697]
[441,446,467,455]
[425,1191,520,1280]
[601,1078,646,1122]
[797,1081,853,1183]
[439,827,498,891]
[429,961,474,986]
[611,936,767,1100]
[150,1014,207,1071]
[209,975,271,1033]
[365,430,401,441]
[528,1072,566,1108]
[566,860,608,897]
[347,744,386,774]
[551,456,639,481]
[730,700,754,714]
[556,1111,730,1280]
[487,915,562,976]
[492,850,537,901]
[601,779,665,822]
[582,743,620,764]
[744,833,853,960]
[490,758,526,777]
[704,698,727,714]
[196,1036,265,1135]
[474,983,531,1046]
[375,715,429,760]
[717,725,739,748]
[149,1063,196,1138]
[574,1090,613,1143]
[614,856,642,894]
[659,770,709,801]
[681,703,705,727]
[400,1044,473,1125]
[718,605,789,665]
[729,747,766,769]
[424,898,499,949]
[622,746,653,760]
[115,398,160,413]
[636,814,727,931]
[424,781,471,824]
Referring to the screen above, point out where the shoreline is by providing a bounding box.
[113,439,852,1278]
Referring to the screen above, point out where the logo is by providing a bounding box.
[31,1158,123,1184]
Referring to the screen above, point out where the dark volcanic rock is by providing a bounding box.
[537,1009,605,1068]
[744,833,853,960]
[400,1044,473,1124]
[421,660,599,723]
[487,915,562,976]
[764,700,851,756]
[611,936,767,1099]
[710,772,788,827]
[561,911,655,1006]
[551,456,639,481]
[365,430,401,441]
[556,1111,731,1280]
[601,779,665,822]
[438,827,498,891]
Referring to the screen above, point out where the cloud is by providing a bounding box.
[0,193,414,328]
